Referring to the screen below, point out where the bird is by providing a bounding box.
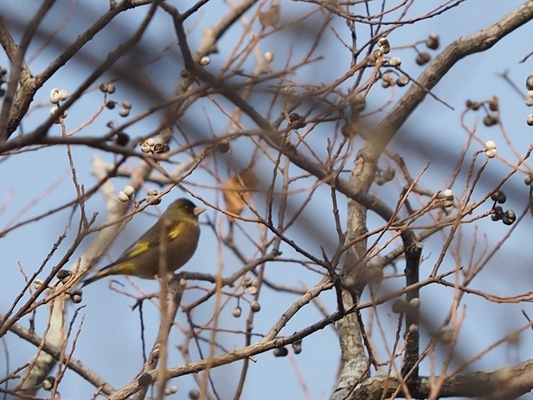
[82,198,204,287]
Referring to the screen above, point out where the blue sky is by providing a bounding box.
[2,1,533,399]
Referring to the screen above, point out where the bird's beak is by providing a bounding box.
[194,206,205,216]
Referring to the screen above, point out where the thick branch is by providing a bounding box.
[363,0,533,161]
[5,316,114,395]
[341,360,533,399]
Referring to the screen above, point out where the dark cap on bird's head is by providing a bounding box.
[168,198,205,218]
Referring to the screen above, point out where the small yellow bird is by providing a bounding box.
[82,198,204,286]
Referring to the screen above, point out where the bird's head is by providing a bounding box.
[167,198,205,221]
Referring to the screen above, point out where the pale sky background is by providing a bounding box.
[2,1,533,399]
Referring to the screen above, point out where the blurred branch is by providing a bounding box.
[333,2,533,398]
[332,359,533,400]
[0,1,139,141]
[4,315,114,395]
[2,0,533,398]
[363,0,533,162]
[134,278,186,400]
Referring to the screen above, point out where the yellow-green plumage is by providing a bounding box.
[82,198,203,286]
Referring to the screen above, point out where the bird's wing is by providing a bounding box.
[112,219,188,265]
